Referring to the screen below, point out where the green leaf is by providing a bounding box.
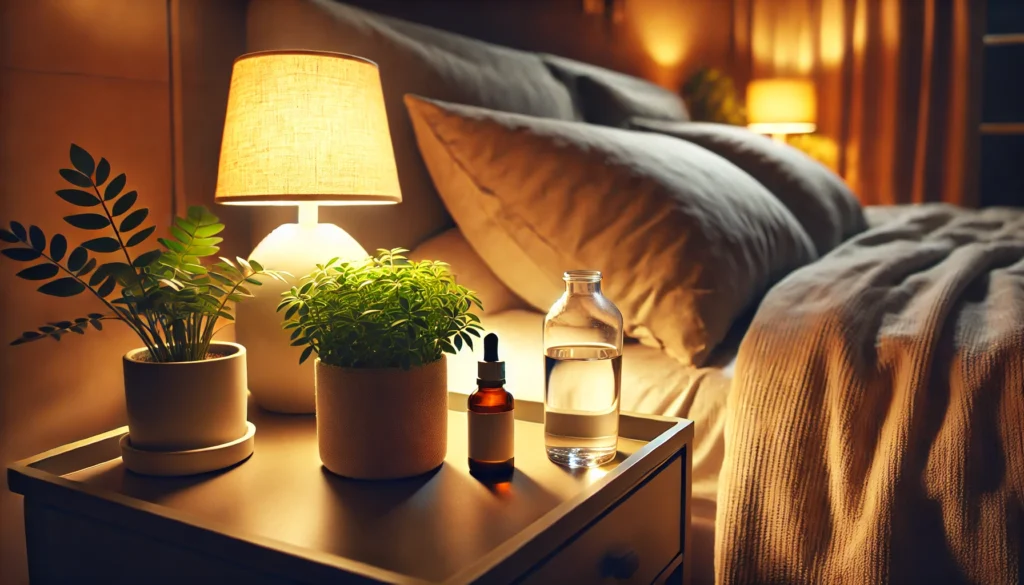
[299,346,314,364]
[454,334,463,350]
[16,263,59,280]
[81,237,120,253]
[1,248,41,261]
[193,223,224,238]
[249,259,264,272]
[209,271,234,286]
[38,277,86,297]
[69,144,95,176]
[0,228,19,243]
[90,319,104,331]
[461,332,474,351]
[64,213,110,230]
[169,224,190,243]
[284,304,299,320]
[59,169,93,188]
[95,158,110,186]
[126,226,155,247]
[50,234,67,262]
[56,189,100,207]
[77,257,97,277]
[159,237,185,253]
[28,226,45,251]
[189,245,218,257]
[97,276,117,297]
[119,208,148,232]
[111,191,137,216]
[182,263,207,274]
[132,249,162,268]
[104,173,126,200]
[67,247,88,271]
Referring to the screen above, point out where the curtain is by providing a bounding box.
[734,0,976,205]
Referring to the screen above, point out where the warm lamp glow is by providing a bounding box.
[746,78,817,135]
[628,0,690,68]
[215,50,402,205]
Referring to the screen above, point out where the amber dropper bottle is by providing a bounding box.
[468,333,515,480]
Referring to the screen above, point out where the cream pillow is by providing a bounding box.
[409,228,528,316]
[405,95,816,366]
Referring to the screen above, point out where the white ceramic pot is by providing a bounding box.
[315,356,448,480]
[123,341,248,452]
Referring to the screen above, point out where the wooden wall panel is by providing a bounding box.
[0,2,173,584]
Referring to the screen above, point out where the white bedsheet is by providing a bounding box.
[447,309,732,584]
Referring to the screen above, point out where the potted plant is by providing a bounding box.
[0,144,284,473]
[280,248,483,480]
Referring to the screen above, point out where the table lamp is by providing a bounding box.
[746,78,817,143]
[215,50,401,413]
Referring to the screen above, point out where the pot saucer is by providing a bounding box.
[119,422,256,477]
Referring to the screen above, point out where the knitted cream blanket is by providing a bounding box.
[717,204,1024,584]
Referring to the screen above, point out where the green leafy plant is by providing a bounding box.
[682,67,747,126]
[279,249,483,369]
[0,144,286,362]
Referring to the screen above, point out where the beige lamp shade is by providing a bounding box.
[746,78,817,135]
[216,50,401,205]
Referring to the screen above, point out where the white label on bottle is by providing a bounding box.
[468,410,514,462]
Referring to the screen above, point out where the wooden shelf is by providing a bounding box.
[984,33,1024,46]
[980,123,1024,135]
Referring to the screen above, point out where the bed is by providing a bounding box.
[242,2,1024,583]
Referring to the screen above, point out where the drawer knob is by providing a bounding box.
[600,548,640,579]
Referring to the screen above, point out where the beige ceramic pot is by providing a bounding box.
[123,341,248,452]
[315,356,448,480]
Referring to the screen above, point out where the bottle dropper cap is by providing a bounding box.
[478,333,505,383]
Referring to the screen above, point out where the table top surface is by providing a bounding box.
[8,397,692,585]
[35,399,683,584]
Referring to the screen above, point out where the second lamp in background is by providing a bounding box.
[216,50,402,413]
[746,78,817,143]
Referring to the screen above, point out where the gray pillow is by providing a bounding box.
[406,95,815,366]
[247,0,576,251]
[542,54,689,127]
[630,119,866,255]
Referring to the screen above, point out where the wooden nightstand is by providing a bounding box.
[8,395,693,584]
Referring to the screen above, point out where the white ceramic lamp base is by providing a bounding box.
[237,216,367,414]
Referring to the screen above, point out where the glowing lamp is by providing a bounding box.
[216,50,401,413]
[746,78,817,142]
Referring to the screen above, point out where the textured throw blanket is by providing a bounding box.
[717,204,1024,584]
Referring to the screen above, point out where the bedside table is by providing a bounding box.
[8,395,693,584]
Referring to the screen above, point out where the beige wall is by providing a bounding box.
[0,1,173,583]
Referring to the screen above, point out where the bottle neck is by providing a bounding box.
[566,281,601,295]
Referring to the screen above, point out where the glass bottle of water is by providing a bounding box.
[543,270,623,468]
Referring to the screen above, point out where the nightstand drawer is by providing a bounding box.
[522,456,682,585]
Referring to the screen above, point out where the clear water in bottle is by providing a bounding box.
[544,270,623,468]
[544,343,621,468]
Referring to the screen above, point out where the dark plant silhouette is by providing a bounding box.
[0,144,285,362]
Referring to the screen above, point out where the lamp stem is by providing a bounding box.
[297,202,319,228]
